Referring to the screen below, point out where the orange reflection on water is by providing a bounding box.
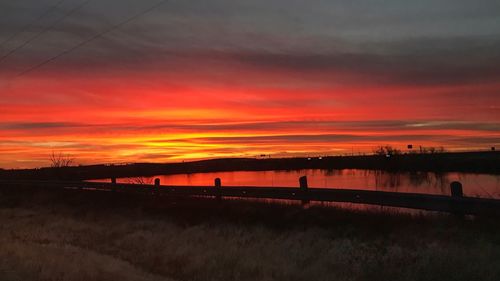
[102,169,500,199]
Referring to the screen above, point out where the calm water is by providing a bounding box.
[98,169,500,199]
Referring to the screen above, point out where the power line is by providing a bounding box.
[0,0,67,49]
[16,0,168,77]
[0,0,91,64]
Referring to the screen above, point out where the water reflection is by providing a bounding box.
[371,171,450,195]
[97,169,500,199]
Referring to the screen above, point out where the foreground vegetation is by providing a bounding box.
[0,186,499,281]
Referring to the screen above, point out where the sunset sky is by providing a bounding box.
[1,0,499,168]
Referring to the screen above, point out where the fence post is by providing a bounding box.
[153,178,160,196]
[111,177,117,192]
[214,178,222,201]
[450,181,463,197]
[299,176,309,205]
[450,181,464,217]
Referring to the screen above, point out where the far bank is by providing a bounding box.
[0,151,498,181]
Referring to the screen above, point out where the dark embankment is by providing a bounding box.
[0,151,498,181]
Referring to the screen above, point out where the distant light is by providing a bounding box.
[307,157,312,160]
[318,157,323,160]
[386,154,391,158]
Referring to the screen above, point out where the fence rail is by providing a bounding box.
[1,177,500,216]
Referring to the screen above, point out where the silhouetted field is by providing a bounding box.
[1,185,499,281]
[0,151,498,181]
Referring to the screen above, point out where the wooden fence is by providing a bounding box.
[1,177,500,216]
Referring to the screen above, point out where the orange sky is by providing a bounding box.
[1,69,498,168]
[0,1,499,168]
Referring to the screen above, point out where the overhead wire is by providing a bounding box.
[0,0,67,49]
[0,0,91,64]
[15,0,168,77]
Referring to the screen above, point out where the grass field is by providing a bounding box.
[0,187,499,281]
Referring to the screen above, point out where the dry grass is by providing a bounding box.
[0,188,499,281]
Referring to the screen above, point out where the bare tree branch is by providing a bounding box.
[49,151,74,168]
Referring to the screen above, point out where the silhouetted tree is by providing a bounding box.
[49,151,74,168]
[374,146,401,156]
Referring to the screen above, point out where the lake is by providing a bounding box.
[96,169,500,199]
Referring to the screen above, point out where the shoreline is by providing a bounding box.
[1,151,498,180]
